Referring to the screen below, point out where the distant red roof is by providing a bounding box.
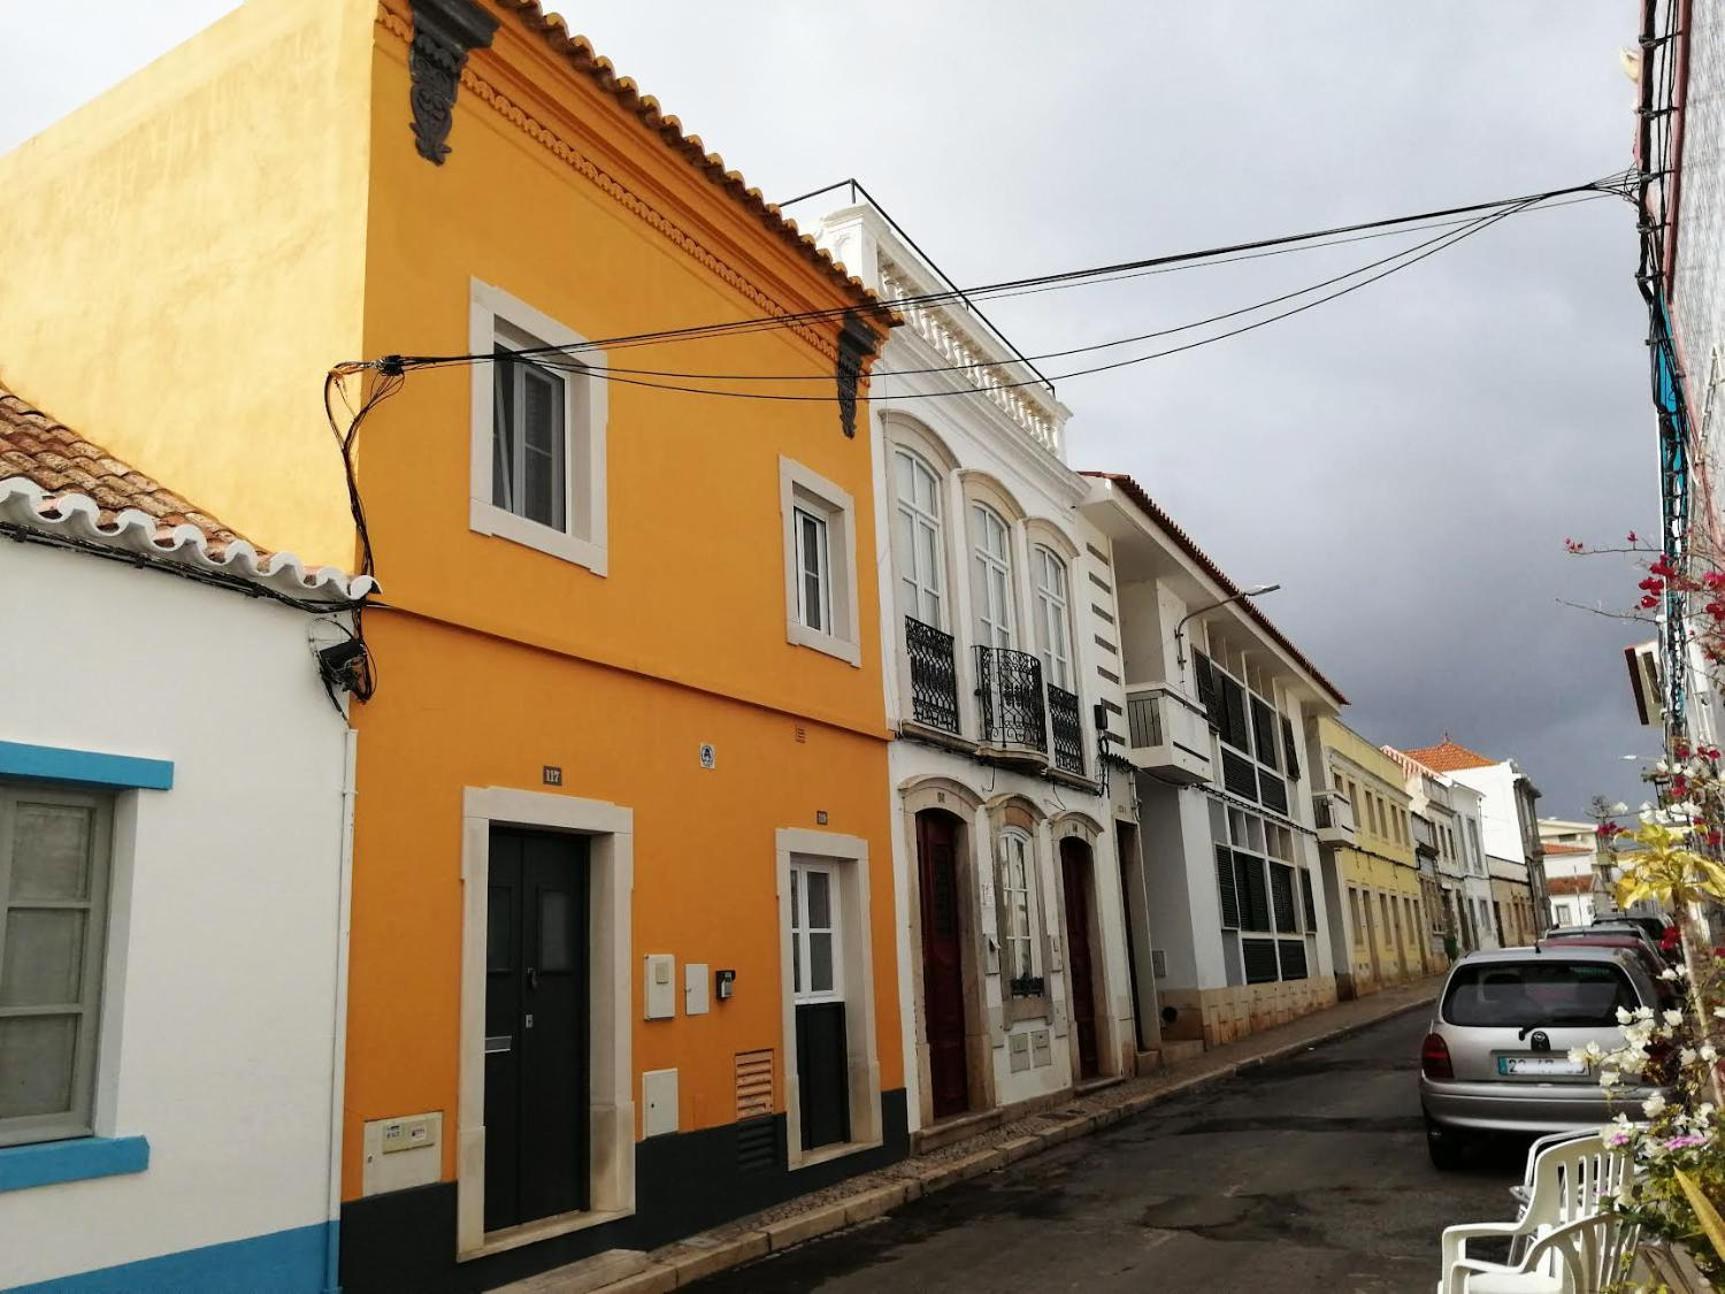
[1081,471,1345,705]
[1546,875,1598,896]
[1402,739,1497,773]
[1542,842,1594,856]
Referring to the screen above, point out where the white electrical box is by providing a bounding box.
[643,1068,679,1138]
[362,1111,442,1197]
[684,962,710,1015]
[644,953,677,1019]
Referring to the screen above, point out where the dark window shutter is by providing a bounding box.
[1281,716,1301,782]
[1242,938,1278,983]
[1236,854,1271,931]
[1194,653,1224,730]
[1250,697,1279,770]
[1278,939,1308,980]
[1215,847,1240,929]
[1300,868,1318,930]
[1221,676,1250,752]
[1270,863,1297,933]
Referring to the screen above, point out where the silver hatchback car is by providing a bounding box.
[1420,946,1664,1169]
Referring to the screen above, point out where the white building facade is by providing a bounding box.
[816,204,1142,1138]
[1082,473,1344,1051]
[0,465,364,1290]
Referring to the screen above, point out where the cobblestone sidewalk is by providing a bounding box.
[505,976,1445,1294]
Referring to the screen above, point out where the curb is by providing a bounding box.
[558,985,1441,1293]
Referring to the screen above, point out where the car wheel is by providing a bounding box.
[1426,1117,1466,1171]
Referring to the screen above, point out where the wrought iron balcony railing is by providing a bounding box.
[905,616,961,734]
[1047,683,1084,776]
[975,645,1047,752]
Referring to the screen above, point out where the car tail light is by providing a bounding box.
[1421,1032,1454,1080]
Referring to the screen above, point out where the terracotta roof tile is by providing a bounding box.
[1402,739,1498,773]
[1080,471,1346,705]
[1546,875,1598,896]
[1542,842,1595,856]
[490,1,888,319]
[0,382,258,558]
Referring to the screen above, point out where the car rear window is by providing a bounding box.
[1443,960,1639,1028]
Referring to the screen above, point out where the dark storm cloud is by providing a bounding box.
[4,2,1664,815]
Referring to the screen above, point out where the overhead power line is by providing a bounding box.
[376,172,1633,379]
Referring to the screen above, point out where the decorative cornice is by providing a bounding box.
[375,6,858,366]
[406,0,499,164]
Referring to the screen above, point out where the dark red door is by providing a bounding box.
[916,812,969,1120]
[1061,837,1100,1080]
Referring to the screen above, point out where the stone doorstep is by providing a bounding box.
[535,980,1442,1294]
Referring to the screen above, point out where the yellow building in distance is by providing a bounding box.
[1310,716,1437,997]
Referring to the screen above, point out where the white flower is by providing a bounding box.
[1612,802,1630,815]
[1636,1005,1656,1022]
[1665,1009,1686,1027]
[1699,1103,1717,1126]
[1683,1047,1699,1065]
[1656,761,1671,775]
[1644,1091,1666,1117]
[1677,962,1692,979]
[1587,1041,1604,1059]
[1601,1070,1622,1089]
[1662,967,1680,981]
[1569,1047,1589,1064]
[1713,1006,1725,1020]
[1703,1044,1719,1063]
[1619,1007,1636,1025]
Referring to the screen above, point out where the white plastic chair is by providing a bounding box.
[1508,1130,1594,1213]
[1441,1212,1641,1292]
[1439,1135,1633,1294]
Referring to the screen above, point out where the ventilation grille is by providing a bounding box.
[735,1048,774,1121]
[736,1117,778,1175]
[1151,948,1168,978]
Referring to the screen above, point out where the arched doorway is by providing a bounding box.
[915,809,970,1119]
[1058,835,1101,1081]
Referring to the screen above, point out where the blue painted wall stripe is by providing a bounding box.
[0,1136,149,1194]
[0,741,173,791]
[7,1221,333,1294]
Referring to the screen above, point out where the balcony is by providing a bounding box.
[905,616,961,735]
[1313,791,1357,846]
[1412,814,1438,860]
[975,645,1047,761]
[1047,683,1084,777]
[1123,684,1212,784]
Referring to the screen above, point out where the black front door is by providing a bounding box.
[916,811,970,1120]
[484,828,589,1233]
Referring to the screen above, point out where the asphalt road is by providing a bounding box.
[694,1009,1529,1293]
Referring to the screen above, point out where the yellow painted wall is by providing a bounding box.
[0,0,375,567]
[1492,876,1536,945]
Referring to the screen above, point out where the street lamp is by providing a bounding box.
[1174,584,1282,670]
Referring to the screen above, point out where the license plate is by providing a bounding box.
[1498,1056,1587,1077]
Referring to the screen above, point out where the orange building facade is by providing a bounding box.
[0,1,906,1288]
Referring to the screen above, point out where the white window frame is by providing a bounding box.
[1031,545,1073,691]
[789,861,843,1005]
[0,784,114,1148]
[469,279,608,575]
[998,828,1039,983]
[792,506,833,636]
[969,503,1015,649]
[891,448,946,628]
[779,457,861,666]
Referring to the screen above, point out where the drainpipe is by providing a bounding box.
[323,725,358,1294]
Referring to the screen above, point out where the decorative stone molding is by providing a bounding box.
[406,0,499,164]
[375,6,853,366]
[880,260,1062,455]
[836,309,883,438]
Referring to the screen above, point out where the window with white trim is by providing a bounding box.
[789,862,842,1003]
[998,829,1037,986]
[1031,546,1072,690]
[779,458,860,666]
[969,504,1015,649]
[793,506,832,634]
[0,784,112,1147]
[469,281,607,573]
[892,449,945,627]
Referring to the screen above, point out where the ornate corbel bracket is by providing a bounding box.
[408,0,500,165]
[835,309,884,439]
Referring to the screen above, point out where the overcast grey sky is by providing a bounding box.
[0,2,1660,818]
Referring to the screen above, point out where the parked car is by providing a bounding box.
[1594,914,1671,944]
[1420,946,1664,1170]
[1539,930,1671,990]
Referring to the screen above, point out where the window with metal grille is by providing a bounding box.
[1242,937,1279,984]
[1269,862,1297,933]
[1278,939,1309,981]
[1215,846,1240,929]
